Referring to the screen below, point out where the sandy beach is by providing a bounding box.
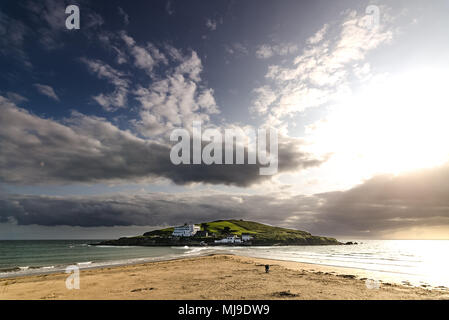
[1,254,448,300]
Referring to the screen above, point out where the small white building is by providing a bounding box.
[172,224,201,237]
[215,235,242,244]
[241,234,253,241]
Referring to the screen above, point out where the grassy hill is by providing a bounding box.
[96,219,340,246]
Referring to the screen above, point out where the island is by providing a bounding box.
[94,219,341,246]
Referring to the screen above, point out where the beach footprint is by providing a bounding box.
[41,293,58,299]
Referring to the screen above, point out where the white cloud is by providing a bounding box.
[252,10,393,126]
[83,35,219,124]
[5,92,28,104]
[165,1,174,16]
[98,32,129,65]
[118,7,130,25]
[307,24,328,45]
[93,90,128,112]
[255,43,299,59]
[0,10,31,67]
[81,58,130,111]
[225,42,249,56]
[81,58,128,88]
[251,86,277,115]
[120,31,168,74]
[174,51,202,81]
[133,49,219,137]
[33,84,59,101]
[255,45,274,59]
[112,46,128,64]
[84,12,104,29]
[206,18,217,31]
[353,62,371,81]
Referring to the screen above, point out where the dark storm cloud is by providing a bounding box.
[0,97,324,187]
[310,164,449,236]
[2,163,449,237]
[0,192,319,228]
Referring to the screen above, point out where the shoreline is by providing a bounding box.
[0,250,221,280]
[1,254,449,300]
[0,247,446,289]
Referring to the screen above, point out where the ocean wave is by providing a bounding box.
[0,264,59,278]
[0,267,21,273]
[171,246,190,250]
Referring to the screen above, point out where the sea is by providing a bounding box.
[1,240,449,289]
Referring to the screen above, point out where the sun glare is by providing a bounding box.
[308,68,449,177]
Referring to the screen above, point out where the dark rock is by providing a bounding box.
[272,290,300,297]
[131,287,154,292]
[339,274,356,279]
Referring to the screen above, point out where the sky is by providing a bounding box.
[1,0,449,239]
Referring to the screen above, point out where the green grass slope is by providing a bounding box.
[98,219,340,246]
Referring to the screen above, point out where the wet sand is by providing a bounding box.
[1,254,448,300]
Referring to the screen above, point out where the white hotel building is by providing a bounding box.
[172,224,201,237]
